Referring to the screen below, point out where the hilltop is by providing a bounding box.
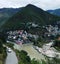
[1,4,60,31]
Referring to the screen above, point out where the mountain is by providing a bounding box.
[2,4,60,31]
[47,9,60,16]
[0,8,20,27]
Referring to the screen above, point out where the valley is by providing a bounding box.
[0,4,60,64]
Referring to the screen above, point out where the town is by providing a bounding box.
[6,24,60,44]
[6,30,39,44]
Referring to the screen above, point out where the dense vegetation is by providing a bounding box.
[0,8,20,28]
[0,32,7,64]
[0,39,7,64]
[0,40,3,53]
[54,37,60,51]
[2,4,60,31]
[44,56,60,64]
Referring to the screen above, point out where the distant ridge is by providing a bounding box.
[47,9,60,16]
[0,8,21,27]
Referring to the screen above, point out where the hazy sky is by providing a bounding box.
[0,0,60,10]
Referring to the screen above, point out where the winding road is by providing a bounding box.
[5,49,18,64]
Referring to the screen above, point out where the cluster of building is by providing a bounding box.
[6,24,60,44]
[6,30,29,44]
[6,30,38,45]
[44,25,60,37]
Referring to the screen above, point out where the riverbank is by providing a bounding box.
[5,48,18,64]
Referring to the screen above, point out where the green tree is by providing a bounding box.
[31,58,40,64]
[0,40,3,53]
[19,50,31,64]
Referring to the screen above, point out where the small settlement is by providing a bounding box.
[6,30,38,45]
[44,25,60,37]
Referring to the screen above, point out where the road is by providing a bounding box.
[5,49,18,64]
